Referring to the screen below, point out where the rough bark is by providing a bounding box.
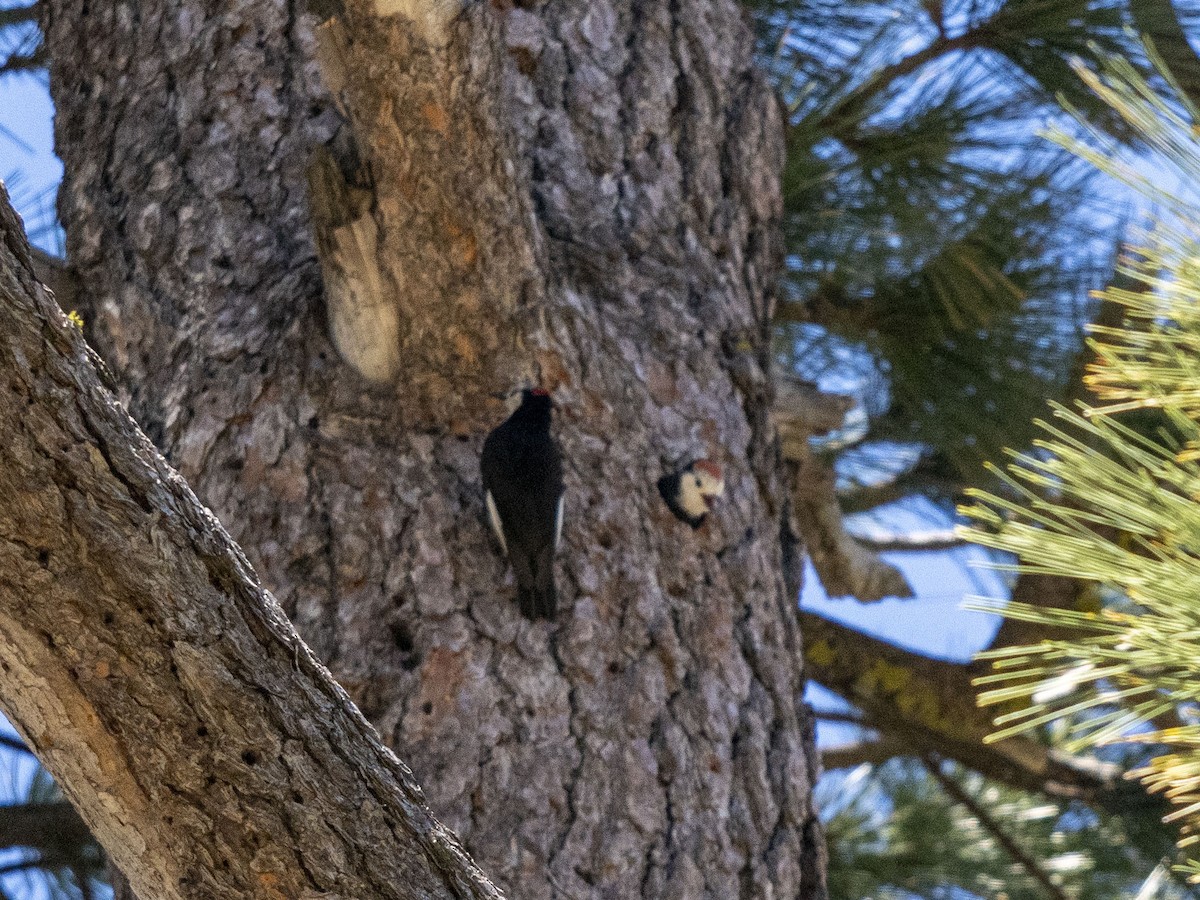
[0,186,502,899]
[43,0,826,897]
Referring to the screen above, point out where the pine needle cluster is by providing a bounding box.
[965,51,1200,879]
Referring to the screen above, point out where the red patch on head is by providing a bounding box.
[531,388,551,397]
[693,459,722,479]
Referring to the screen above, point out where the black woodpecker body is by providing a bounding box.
[658,459,725,529]
[481,389,565,619]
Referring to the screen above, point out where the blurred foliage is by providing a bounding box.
[965,51,1200,883]
[3,170,61,254]
[748,0,1198,482]
[0,2,40,76]
[751,0,1200,897]
[0,760,105,900]
[22,767,105,900]
[821,757,1186,899]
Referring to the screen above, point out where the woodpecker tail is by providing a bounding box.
[513,546,557,620]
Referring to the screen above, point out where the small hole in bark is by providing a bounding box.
[205,776,217,787]
[508,46,538,77]
[292,791,304,804]
[102,612,115,626]
[607,661,620,674]
[196,726,208,738]
[41,632,55,649]
[259,360,269,375]
[36,549,49,567]
[145,617,157,627]
[597,531,614,550]
[422,701,433,715]
[390,622,415,654]
[241,749,260,766]
[307,416,319,430]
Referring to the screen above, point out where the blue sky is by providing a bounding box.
[0,65,60,255]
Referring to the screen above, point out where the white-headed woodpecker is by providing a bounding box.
[481,388,565,619]
[658,459,725,529]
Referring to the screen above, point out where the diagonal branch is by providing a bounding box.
[773,377,855,457]
[0,183,503,898]
[801,609,1102,795]
[922,756,1069,900]
[0,3,37,29]
[0,733,32,755]
[1130,0,1200,110]
[822,738,900,771]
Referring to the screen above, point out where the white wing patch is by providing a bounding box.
[553,494,565,553]
[485,490,508,556]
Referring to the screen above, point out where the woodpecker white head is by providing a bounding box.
[658,459,725,529]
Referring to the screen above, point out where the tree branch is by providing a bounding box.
[848,530,966,553]
[773,377,854,458]
[0,3,37,29]
[0,47,43,74]
[837,469,964,514]
[801,609,1181,859]
[791,450,913,601]
[0,733,33,755]
[822,738,902,771]
[0,183,503,898]
[1130,0,1200,111]
[922,756,1070,900]
[0,801,91,857]
[818,30,979,134]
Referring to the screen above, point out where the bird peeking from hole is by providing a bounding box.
[481,388,565,620]
[658,459,725,529]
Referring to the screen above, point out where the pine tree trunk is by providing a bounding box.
[43,1,827,896]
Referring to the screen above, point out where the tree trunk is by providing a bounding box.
[43,0,827,896]
[0,185,502,899]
